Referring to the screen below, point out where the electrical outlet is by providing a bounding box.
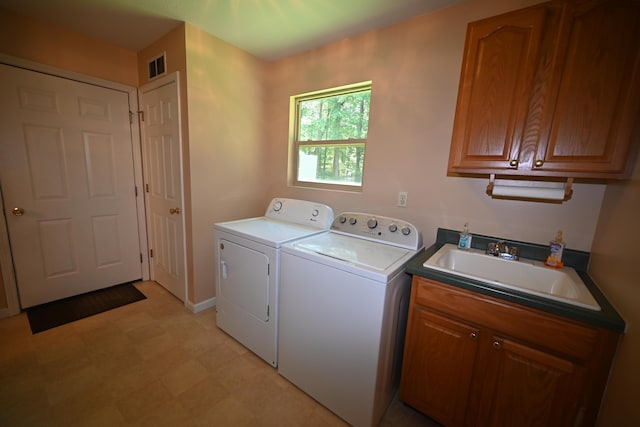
[398,191,408,207]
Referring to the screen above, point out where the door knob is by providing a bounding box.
[12,207,25,216]
[534,159,544,168]
[509,159,518,167]
[169,207,181,214]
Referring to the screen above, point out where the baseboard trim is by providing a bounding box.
[186,297,216,313]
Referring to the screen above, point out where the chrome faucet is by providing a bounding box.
[486,240,520,261]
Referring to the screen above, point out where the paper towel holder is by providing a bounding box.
[486,174,574,203]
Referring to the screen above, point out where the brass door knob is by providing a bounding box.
[169,207,181,214]
[12,207,25,216]
[534,159,544,167]
[509,159,518,167]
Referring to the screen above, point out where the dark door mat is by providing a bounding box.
[26,282,146,334]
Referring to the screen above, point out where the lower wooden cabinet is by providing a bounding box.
[399,276,619,427]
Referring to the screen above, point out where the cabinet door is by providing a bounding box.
[474,336,587,427]
[531,0,640,177]
[400,307,479,427]
[448,5,546,173]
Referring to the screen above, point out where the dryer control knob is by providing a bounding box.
[349,217,357,225]
[389,224,398,232]
[312,209,319,217]
[338,215,347,224]
[273,201,283,211]
[401,226,411,236]
[367,218,378,229]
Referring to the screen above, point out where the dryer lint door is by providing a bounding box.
[218,239,270,322]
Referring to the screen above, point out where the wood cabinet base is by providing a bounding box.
[399,276,619,427]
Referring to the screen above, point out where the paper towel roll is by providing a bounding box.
[491,185,566,200]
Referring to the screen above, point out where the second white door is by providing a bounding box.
[139,75,186,302]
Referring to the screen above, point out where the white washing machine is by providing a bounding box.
[214,198,334,367]
[278,212,423,427]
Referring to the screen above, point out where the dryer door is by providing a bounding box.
[218,238,270,321]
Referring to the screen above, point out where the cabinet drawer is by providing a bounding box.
[413,276,598,361]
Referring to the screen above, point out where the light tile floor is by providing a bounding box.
[0,281,440,427]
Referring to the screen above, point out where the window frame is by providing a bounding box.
[289,81,372,191]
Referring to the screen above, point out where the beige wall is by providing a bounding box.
[0,8,137,86]
[590,152,640,426]
[265,0,605,251]
[183,23,267,303]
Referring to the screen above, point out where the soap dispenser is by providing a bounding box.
[545,230,565,268]
[458,223,472,250]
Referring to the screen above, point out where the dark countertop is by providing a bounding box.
[406,229,626,333]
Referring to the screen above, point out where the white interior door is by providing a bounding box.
[139,75,186,302]
[0,64,142,308]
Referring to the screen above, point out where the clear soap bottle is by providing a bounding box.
[458,223,472,250]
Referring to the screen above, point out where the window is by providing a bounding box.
[290,82,372,190]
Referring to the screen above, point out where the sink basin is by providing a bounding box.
[423,244,600,311]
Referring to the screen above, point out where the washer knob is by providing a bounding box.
[349,217,357,225]
[401,226,411,236]
[389,224,398,232]
[273,201,283,211]
[367,218,378,229]
[338,216,347,223]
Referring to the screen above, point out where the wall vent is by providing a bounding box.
[148,53,166,80]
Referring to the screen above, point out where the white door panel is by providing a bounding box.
[140,77,185,301]
[0,64,142,308]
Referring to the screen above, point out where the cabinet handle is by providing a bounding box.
[470,332,477,340]
[534,159,544,168]
[492,341,502,350]
[509,159,518,167]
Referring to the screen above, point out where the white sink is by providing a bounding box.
[423,244,600,311]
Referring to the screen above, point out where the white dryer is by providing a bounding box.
[278,212,423,427]
[214,198,333,367]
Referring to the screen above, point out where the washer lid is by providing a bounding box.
[290,232,413,271]
[215,217,326,247]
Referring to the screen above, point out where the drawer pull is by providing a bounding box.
[492,341,502,350]
[470,332,477,340]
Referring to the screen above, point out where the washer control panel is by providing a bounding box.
[265,198,334,229]
[331,212,423,250]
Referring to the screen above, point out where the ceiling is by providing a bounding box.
[1,0,464,60]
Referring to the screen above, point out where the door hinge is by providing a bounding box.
[149,249,154,258]
[145,183,150,193]
[130,110,144,123]
[267,264,270,276]
[135,186,138,197]
[140,253,143,263]
[267,305,270,317]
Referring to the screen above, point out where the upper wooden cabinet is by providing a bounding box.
[448,0,640,178]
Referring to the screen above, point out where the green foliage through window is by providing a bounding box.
[293,82,371,189]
